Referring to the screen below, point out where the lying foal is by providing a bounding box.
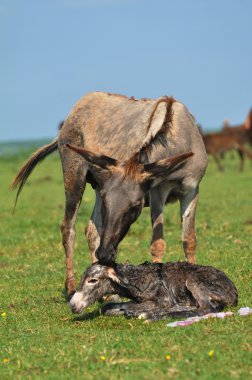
[70,261,238,321]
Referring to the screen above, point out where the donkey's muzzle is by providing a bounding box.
[96,245,116,264]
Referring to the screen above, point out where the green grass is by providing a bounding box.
[0,149,252,380]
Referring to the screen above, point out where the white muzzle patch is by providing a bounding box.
[69,292,87,314]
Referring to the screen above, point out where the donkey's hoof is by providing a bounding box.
[187,255,196,264]
[65,279,76,297]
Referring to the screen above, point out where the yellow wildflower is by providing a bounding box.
[3,358,10,364]
[100,355,106,361]
[208,350,214,357]
[165,354,171,361]
[1,312,6,318]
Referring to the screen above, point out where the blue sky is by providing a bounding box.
[1,0,252,141]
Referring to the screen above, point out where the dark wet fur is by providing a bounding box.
[75,261,238,321]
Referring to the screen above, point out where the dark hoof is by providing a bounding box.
[65,279,76,298]
[124,310,135,318]
[102,303,125,316]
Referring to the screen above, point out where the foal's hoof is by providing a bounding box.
[124,310,135,318]
[138,313,148,320]
[102,303,125,316]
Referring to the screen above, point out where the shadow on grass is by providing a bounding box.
[71,308,103,322]
[61,287,75,302]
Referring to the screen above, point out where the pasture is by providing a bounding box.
[1,145,252,379]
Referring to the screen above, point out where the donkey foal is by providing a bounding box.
[70,262,238,321]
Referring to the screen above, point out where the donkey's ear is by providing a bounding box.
[143,151,193,179]
[66,144,118,170]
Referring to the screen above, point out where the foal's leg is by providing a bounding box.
[102,301,157,317]
[104,302,198,320]
[61,151,87,295]
[149,184,172,262]
[136,305,200,321]
[85,189,103,263]
[180,186,199,264]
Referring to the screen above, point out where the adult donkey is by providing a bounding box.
[12,92,208,295]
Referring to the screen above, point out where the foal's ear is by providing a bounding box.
[106,267,141,292]
[66,144,118,170]
[106,267,129,287]
[143,151,193,179]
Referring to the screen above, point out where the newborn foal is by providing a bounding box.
[70,262,238,321]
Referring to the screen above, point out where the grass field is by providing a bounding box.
[1,146,252,379]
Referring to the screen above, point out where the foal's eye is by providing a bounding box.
[88,279,98,284]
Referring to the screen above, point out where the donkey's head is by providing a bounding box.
[66,144,193,263]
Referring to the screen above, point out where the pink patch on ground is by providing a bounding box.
[237,307,252,316]
[167,311,234,327]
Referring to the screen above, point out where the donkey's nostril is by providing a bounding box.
[70,302,85,314]
[96,245,116,264]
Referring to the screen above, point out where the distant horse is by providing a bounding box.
[202,108,252,171]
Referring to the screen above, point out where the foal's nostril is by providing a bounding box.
[70,303,80,314]
[69,291,84,313]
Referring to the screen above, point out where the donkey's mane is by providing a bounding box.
[123,96,175,177]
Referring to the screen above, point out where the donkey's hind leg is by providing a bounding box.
[61,149,87,296]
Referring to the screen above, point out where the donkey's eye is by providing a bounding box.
[131,205,141,218]
[88,279,98,284]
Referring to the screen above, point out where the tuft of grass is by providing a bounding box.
[0,150,252,380]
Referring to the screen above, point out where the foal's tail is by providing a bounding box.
[11,137,58,211]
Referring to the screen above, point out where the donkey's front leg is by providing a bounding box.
[149,185,171,262]
[85,189,103,263]
[180,186,199,264]
[61,197,83,296]
[150,212,166,263]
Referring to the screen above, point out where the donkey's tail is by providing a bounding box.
[11,137,58,211]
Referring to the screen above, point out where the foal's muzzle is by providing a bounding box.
[69,292,86,314]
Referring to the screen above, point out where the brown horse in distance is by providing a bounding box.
[202,108,252,171]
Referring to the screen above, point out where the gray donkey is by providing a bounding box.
[12,92,208,295]
[70,262,238,321]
